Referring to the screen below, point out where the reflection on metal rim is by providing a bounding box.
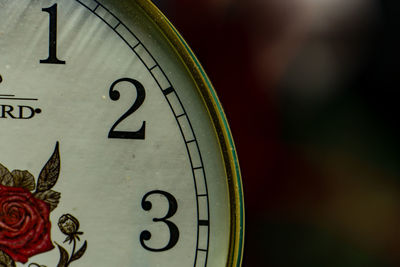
[134,0,244,266]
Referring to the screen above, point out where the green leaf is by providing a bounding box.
[0,164,14,187]
[36,142,60,193]
[34,190,61,211]
[70,241,87,262]
[11,170,35,191]
[0,250,16,267]
[55,243,69,267]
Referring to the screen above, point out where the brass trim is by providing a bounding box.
[134,1,245,266]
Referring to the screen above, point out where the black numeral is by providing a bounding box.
[108,78,146,139]
[40,4,65,64]
[140,190,179,252]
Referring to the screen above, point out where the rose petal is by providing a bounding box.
[0,185,54,263]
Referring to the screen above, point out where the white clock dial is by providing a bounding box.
[0,1,243,266]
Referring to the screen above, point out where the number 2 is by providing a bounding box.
[108,78,146,140]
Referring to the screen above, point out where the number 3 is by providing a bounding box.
[140,190,180,252]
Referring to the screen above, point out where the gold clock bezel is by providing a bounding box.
[134,1,245,266]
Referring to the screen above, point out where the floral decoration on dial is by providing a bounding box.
[0,142,87,267]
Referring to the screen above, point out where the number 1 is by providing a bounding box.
[40,4,65,64]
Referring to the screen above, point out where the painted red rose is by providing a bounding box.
[0,185,54,263]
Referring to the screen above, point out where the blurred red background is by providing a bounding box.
[154,0,400,266]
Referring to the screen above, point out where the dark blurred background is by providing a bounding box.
[153,0,400,266]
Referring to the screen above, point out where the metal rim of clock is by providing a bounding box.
[135,1,245,266]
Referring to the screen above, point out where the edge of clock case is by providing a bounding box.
[134,0,245,266]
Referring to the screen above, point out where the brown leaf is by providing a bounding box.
[34,190,61,211]
[0,250,15,267]
[36,142,60,192]
[70,241,87,262]
[0,164,14,187]
[11,170,35,191]
[55,243,69,267]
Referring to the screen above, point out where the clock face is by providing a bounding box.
[0,0,243,266]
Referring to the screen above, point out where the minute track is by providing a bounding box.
[75,0,211,266]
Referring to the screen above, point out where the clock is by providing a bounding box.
[0,0,243,266]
